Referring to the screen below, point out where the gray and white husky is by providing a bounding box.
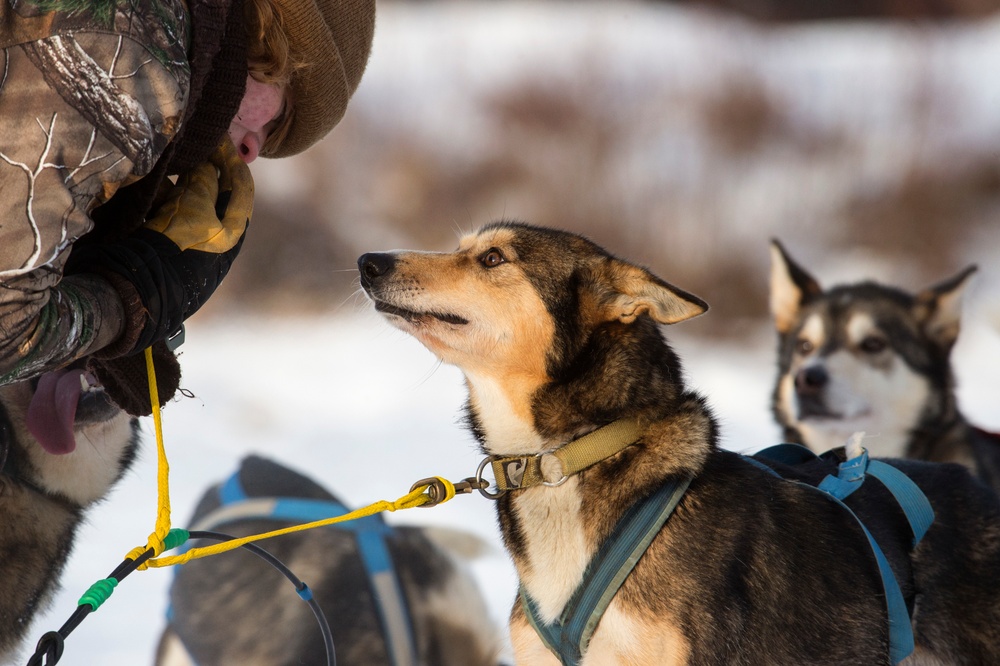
[770,240,1000,493]
[0,365,138,662]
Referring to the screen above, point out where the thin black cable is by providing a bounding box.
[187,530,336,666]
[24,533,335,666]
[26,547,156,666]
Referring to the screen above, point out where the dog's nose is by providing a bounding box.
[795,365,829,394]
[358,253,397,288]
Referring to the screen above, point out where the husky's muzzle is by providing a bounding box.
[795,363,843,419]
[358,252,469,326]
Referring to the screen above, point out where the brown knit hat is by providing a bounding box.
[262,0,376,158]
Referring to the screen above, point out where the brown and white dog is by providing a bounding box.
[769,240,1000,495]
[0,365,138,662]
[359,221,1000,665]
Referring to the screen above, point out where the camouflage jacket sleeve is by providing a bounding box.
[0,0,191,384]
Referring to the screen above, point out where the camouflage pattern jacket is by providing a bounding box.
[0,0,191,384]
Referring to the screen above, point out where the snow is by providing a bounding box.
[18,1,1000,664]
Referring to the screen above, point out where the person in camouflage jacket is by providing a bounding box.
[0,0,375,446]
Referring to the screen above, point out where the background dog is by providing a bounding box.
[0,366,138,662]
[769,240,1000,493]
[156,455,504,666]
[359,221,1000,665]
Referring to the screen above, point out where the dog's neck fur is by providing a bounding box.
[465,318,717,621]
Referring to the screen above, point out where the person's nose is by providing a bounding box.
[229,127,262,164]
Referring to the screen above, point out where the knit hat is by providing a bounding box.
[262,0,376,158]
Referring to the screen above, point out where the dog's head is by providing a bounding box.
[769,240,975,457]
[359,221,707,453]
[0,365,138,507]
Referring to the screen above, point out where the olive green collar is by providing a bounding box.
[487,419,645,493]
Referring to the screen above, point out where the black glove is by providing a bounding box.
[67,139,253,357]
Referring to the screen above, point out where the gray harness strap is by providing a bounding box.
[520,476,692,665]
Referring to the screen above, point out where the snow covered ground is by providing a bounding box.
[18,1,1000,664]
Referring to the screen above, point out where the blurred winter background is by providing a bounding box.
[23,0,1000,664]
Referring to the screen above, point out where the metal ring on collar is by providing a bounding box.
[475,457,505,499]
[542,473,569,487]
[539,453,569,487]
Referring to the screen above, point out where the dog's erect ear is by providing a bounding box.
[914,265,977,350]
[769,240,822,334]
[601,260,708,325]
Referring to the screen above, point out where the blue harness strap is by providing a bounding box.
[751,444,935,665]
[175,470,418,666]
[521,476,692,666]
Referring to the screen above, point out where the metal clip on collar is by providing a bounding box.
[410,476,491,508]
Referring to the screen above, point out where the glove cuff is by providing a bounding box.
[90,270,149,359]
[88,340,181,417]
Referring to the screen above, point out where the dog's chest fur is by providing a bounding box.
[510,482,591,618]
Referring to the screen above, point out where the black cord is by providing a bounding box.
[25,533,335,666]
[188,530,336,666]
[26,547,156,666]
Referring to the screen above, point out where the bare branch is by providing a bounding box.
[21,35,154,174]
[0,114,60,276]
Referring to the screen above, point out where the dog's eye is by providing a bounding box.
[795,339,814,355]
[480,248,506,268]
[859,336,887,354]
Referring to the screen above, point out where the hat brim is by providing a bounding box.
[262,0,375,158]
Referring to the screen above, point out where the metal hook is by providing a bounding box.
[475,458,505,500]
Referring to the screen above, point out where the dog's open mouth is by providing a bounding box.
[374,300,469,326]
[26,361,120,456]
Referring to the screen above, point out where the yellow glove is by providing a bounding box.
[66,139,255,357]
[145,138,254,253]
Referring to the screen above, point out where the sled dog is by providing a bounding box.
[770,240,1000,494]
[359,221,1000,665]
[0,366,138,662]
[156,455,503,666]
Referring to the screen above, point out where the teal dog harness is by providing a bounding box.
[521,445,933,665]
[749,444,934,665]
[520,476,692,665]
[170,469,418,666]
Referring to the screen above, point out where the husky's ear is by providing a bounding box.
[914,265,977,350]
[600,260,708,325]
[769,240,822,334]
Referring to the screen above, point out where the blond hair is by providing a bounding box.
[244,0,304,154]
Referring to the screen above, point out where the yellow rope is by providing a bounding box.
[125,347,172,568]
[147,481,442,568]
[123,346,458,571]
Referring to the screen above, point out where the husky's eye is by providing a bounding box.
[480,248,506,268]
[795,339,814,355]
[859,336,887,354]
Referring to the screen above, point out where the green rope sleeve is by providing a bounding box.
[78,578,118,611]
[163,528,190,552]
